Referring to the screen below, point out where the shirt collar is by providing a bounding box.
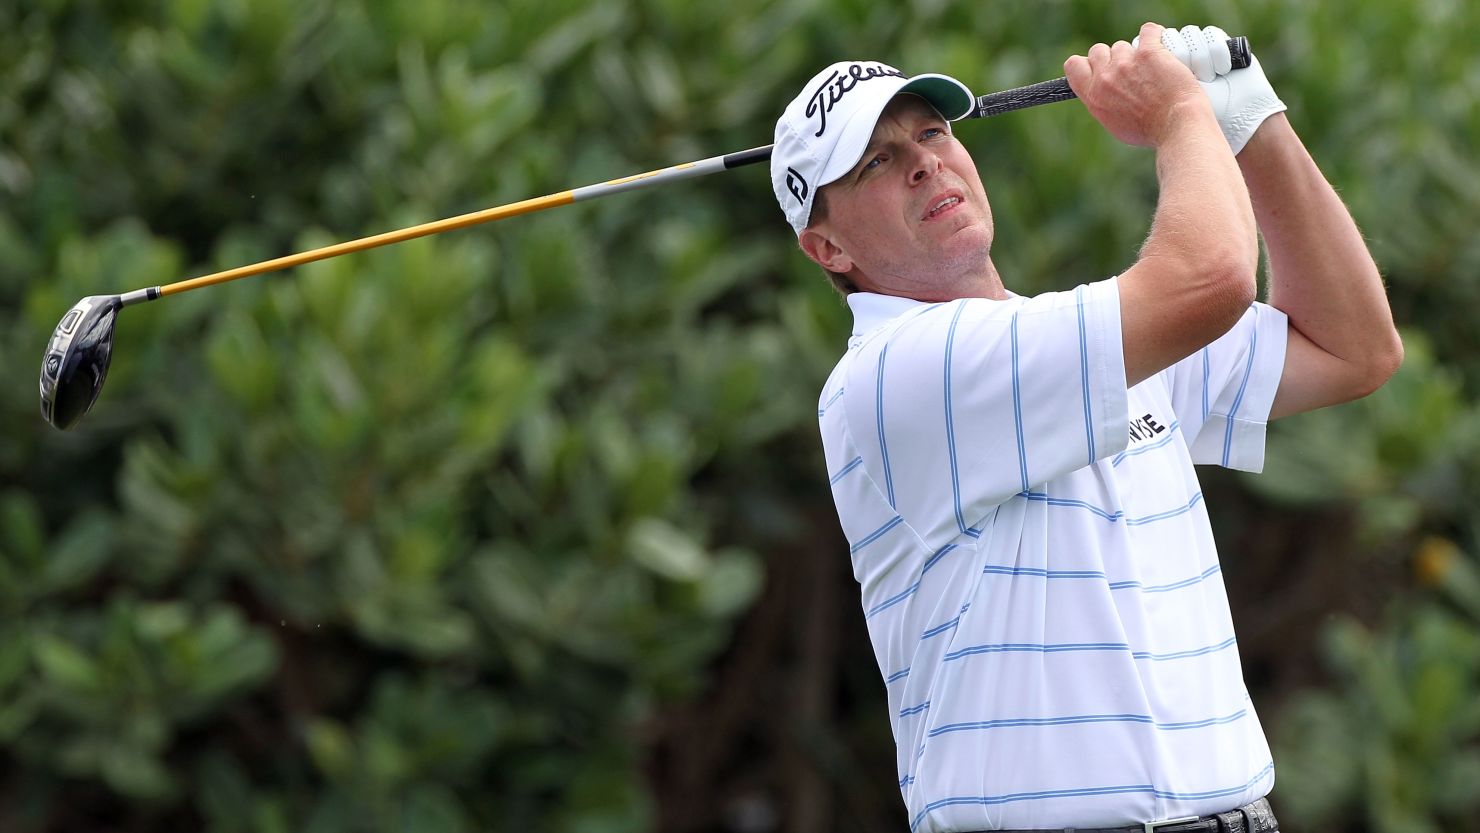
[847,289,1020,340]
[847,292,928,338]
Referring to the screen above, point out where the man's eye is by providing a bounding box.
[862,155,884,173]
[922,127,945,140]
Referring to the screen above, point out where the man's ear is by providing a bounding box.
[798,226,854,274]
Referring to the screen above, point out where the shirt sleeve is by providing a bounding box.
[842,279,1129,547]
[1162,301,1289,472]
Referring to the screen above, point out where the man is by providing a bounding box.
[771,22,1402,833]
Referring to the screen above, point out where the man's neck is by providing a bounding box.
[855,258,1008,302]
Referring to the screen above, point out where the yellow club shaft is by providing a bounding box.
[158,191,577,297]
[112,146,752,307]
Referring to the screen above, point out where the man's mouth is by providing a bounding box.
[922,193,963,221]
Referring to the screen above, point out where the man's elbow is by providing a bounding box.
[1373,329,1406,387]
[1207,254,1259,328]
[1352,328,1405,399]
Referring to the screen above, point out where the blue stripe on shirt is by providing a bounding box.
[921,543,960,575]
[944,642,1129,661]
[819,387,845,416]
[1010,311,1028,491]
[876,344,897,506]
[908,762,1274,832]
[1076,285,1096,464]
[944,301,969,534]
[1017,491,1204,526]
[1222,307,1259,467]
[1019,492,1123,521]
[1125,492,1204,526]
[862,544,966,627]
[921,616,960,639]
[1201,347,1211,421]
[828,456,864,484]
[1110,563,1222,593]
[911,785,1154,832]
[866,579,921,619]
[982,565,1106,580]
[899,700,931,717]
[979,562,1221,595]
[942,636,1236,663]
[851,515,904,554]
[921,603,970,640]
[1132,635,1237,661]
[927,707,1247,737]
[1154,761,1274,801]
[1111,420,1181,466]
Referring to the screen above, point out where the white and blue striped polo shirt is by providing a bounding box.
[817,279,1288,832]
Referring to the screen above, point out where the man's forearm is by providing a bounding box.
[1240,114,1402,372]
[1146,104,1259,277]
[1116,101,1259,386]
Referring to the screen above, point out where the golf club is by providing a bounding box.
[39,37,1250,430]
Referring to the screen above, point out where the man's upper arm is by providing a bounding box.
[1118,253,1259,388]
[1269,324,1384,420]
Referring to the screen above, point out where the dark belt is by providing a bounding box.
[986,797,1279,833]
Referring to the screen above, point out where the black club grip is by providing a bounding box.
[969,36,1251,119]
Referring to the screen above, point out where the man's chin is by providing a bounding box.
[940,224,993,260]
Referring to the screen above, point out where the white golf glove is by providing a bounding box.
[1136,24,1286,154]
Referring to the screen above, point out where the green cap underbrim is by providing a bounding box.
[898,74,976,121]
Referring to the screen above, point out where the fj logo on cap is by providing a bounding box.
[804,63,906,137]
[786,167,810,205]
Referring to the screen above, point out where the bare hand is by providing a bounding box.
[1064,22,1211,147]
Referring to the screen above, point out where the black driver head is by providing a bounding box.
[40,295,123,430]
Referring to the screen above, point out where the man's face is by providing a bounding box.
[801,94,996,300]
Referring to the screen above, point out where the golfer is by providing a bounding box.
[771,23,1402,833]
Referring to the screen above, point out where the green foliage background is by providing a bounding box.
[3,0,1478,831]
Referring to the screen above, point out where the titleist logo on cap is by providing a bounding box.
[805,63,906,138]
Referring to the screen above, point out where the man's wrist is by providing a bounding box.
[1154,98,1226,151]
[1234,112,1295,168]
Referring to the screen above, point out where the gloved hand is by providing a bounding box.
[1135,24,1286,154]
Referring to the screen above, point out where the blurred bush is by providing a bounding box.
[2,0,1478,831]
[1273,542,1480,833]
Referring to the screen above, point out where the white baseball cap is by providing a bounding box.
[771,61,976,234]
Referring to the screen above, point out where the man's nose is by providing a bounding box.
[908,147,943,184]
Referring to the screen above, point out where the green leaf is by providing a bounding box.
[697,549,763,617]
[0,687,39,741]
[100,741,176,800]
[306,719,356,780]
[38,509,115,594]
[0,490,44,564]
[396,784,470,833]
[626,518,707,581]
[32,635,100,691]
